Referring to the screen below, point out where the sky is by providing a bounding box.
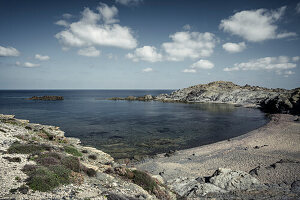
[0,0,300,89]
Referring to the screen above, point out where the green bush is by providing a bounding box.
[61,156,81,172]
[26,167,60,192]
[64,146,82,157]
[36,152,62,166]
[131,170,158,193]
[48,165,71,184]
[24,165,71,192]
[7,142,50,154]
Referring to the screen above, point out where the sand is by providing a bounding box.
[136,114,300,185]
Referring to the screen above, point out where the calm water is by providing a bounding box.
[0,90,268,159]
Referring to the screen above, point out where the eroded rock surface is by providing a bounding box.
[156,81,300,114]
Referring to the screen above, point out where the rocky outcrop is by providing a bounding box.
[166,168,300,199]
[27,96,64,101]
[156,81,300,114]
[111,81,299,114]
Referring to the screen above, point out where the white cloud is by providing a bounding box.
[296,2,300,13]
[162,31,216,61]
[142,67,153,72]
[182,69,196,73]
[55,3,137,50]
[276,32,297,39]
[183,24,191,30]
[62,13,72,19]
[183,59,214,73]
[115,0,143,6]
[24,62,40,68]
[35,54,50,61]
[77,46,100,57]
[0,45,20,57]
[222,42,246,53]
[292,56,300,62]
[220,6,297,42]
[283,70,295,77]
[55,20,69,27]
[126,46,162,62]
[97,3,119,24]
[224,56,297,72]
[191,59,214,69]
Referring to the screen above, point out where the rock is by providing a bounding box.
[143,95,153,101]
[291,180,300,193]
[27,96,64,101]
[166,177,227,197]
[209,168,261,191]
[18,185,29,194]
[3,156,21,162]
[249,166,260,176]
[108,81,300,114]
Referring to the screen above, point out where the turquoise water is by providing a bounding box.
[0,90,268,159]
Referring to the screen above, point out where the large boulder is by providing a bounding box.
[166,168,262,198]
[209,168,261,191]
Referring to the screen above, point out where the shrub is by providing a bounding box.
[24,165,71,192]
[81,166,97,177]
[48,165,71,184]
[22,164,37,174]
[7,142,50,154]
[64,146,82,157]
[26,167,60,192]
[88,154,97,160]
[36,152,62,166]
[61,156,81,172]
[37,156,60,166]
[131,170,158,193]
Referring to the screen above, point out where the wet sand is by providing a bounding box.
[136,114,300,185]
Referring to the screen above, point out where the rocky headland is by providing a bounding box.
[109,81,300,114]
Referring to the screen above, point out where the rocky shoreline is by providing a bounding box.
[108,81,300,114]
[0,114,175,200]
[1,114,299,199]
[136,114,300,199]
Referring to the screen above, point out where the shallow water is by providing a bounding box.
[0,90,268,159]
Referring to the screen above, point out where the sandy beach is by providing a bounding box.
[136,114,300,186]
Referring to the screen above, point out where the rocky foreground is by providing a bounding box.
[109,81,300,114]
[0,114,175,200]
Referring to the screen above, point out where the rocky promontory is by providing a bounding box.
[109,81,300,114]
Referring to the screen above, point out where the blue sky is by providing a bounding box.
[0,0,299,89]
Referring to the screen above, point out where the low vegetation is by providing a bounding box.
[7,142,51,154]
[7,142,96,192]
[107,167,170,199]
[64,145,83,157]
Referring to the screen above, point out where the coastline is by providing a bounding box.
[136,114,300,198]
[1,113,300,199]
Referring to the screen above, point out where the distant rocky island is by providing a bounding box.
[27,96,64,101]
[109,81,300,114]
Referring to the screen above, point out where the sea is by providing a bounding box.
[0,90,268,159]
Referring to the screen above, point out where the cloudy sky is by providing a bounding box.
[0,0,299,89]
